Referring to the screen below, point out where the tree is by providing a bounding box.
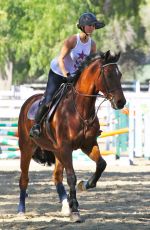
[0,0,150,85]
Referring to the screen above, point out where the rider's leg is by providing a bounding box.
[30,70,66,138]
[29,103,49,138]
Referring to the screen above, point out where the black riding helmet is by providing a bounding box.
[77,12,105,30]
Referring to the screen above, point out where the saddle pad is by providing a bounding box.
[27,99,41,120]
[27,83,68,121]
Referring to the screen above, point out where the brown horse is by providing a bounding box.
[18,50,126,222]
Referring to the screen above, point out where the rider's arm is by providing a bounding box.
[58,35,76,77]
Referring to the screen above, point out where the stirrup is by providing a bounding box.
[29,124,41,138]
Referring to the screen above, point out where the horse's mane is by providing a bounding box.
[74,52,103,78]
[73,50,120,82]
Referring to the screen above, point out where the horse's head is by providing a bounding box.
[74,50,126,110]
[96,50,126,110]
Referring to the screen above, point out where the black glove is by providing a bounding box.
[66,73,75,83]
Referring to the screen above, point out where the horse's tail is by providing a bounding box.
[32,147,55,166]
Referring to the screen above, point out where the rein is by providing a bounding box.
[70,84,107,130]
[52,62,120,135]
[67,62,119,131]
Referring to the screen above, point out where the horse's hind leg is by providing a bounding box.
[53,158,70,216]
[78,142,106,191]
[18,145,34,213]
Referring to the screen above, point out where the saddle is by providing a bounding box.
[27,83,68,121]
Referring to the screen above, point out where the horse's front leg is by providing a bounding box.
[53,158,70,216]
[60,152,82,222]
[78,143,107,191]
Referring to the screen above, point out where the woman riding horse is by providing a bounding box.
[30,12,105,138]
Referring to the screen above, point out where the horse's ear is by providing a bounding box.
[115,51,121,62]
[102,50,110,61]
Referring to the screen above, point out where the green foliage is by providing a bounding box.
[0,0,150,83]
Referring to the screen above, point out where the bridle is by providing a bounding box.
[55,62,121,133]
[68,62,121,131]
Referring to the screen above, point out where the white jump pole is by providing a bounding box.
[143,112,150,159]
[128,100,134,164]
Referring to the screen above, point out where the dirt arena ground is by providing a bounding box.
[0,157,149,230]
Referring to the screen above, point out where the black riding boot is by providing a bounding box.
[29,104,49,138]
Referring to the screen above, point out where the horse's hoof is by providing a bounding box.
[61,208,71,217]
[17,212,25,216]
[70,212,83,223]
[77,180,87,191]
[61,199,71,217]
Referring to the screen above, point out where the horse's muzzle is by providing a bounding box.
[111,97,126,110]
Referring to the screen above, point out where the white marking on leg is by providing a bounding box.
[61,198,71,217]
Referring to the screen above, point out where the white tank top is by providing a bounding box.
[50,34,92,76]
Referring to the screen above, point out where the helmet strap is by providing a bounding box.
[80,26,88,37]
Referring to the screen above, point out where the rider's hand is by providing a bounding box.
[67,73,75,83]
